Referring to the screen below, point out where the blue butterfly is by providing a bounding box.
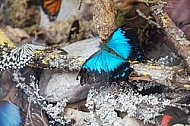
[77,27,144,85]
[0,100,22,126]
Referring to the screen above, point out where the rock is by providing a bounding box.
[63,38,100,57]
[123,116,148,126]
[39,38,103,103]
[65,108,90,125]
[40,70,103,103]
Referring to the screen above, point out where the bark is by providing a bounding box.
[91,0,117,42]
[151,4,190,65]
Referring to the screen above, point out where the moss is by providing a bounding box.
[116,9,130,26]
[0,29,16,48]
[6,0,27,28]
[24,25,40,34]
[5,0,41,34]
[43,16,96,46]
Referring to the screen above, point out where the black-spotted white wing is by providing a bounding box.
[0,44,49,70]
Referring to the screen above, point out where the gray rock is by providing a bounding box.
[63,38,100,57]
[123,116,145,126]
[39,38,103,103]
[65,108,90,125]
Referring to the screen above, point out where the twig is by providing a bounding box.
[150,4,190,65]
[136,9,161,28]
[25,97,33,126]
[78,0,82,10]
[31,113,48,126]
[13,72,70,125]
[171,102,190,107]
[139,0,166,5]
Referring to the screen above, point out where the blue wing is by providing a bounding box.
[107,27,144,61]
[77,50,133,84]
[0,100,22,126]
[77,27,144,84]
[106,27,131,59]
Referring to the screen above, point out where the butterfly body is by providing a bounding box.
[0,100,22,126]
[77,27,144,85]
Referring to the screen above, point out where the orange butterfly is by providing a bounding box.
[41,0,62,21]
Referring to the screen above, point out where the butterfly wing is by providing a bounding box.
[0,44,50,70]
[0,45,35,70]
[77,27,144,84]
[106,27,131,60]
[107,27,144,61]
[41,0,61,21]
[0,100,22,126]
[77,50,133,84]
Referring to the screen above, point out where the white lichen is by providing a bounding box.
[86,85,171,125]
[13,70,71,125]
[157,52,180,66]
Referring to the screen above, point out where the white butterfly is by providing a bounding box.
[0,44,50,70]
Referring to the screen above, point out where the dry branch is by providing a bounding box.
[131,63,190,90]
[151,4,190,65]
[91,0,116,42]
